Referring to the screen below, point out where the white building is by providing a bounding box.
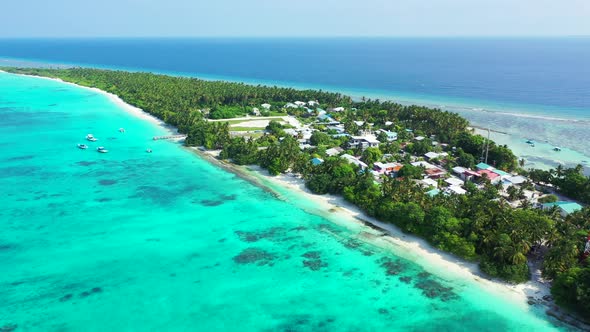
[349,135,380,150]
[341,154,368,169]
[261,103,271,110]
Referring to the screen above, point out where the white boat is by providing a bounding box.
[77,144,89,149]
[119,128,125,133]
[86,134,98,142]
[97,147,109,153]
[553,147,562,151]
[146,148,153,153]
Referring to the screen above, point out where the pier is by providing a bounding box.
[152,134,187,141]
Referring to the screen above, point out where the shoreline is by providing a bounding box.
[4,70,586,329]
[189,149,549,305]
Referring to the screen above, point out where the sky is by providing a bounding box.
[1,0,589,38]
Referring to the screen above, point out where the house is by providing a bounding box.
[317,113,332,121]
[330,107,345,112]
[283,128,298,137]
[354,121,365,127]
[476,162,493,171]
[294,101,306,107]
[308,100,319,107]
[285,103,298,108]
[327,125,346,134]
[349,136,380,150]
[541,201,583,217]
[478,169,501,184]
[341,154,368,169]
[411,161,437,169]
[326,147,344,157]
[491,169,510,180]
[426,188,441,197]
[373,162,402,176]
[427,152,443,160]
[424,152,448,161]
[445,177,464,187]
[251,107,261,116]
[503,175,527,187]
[452,166,467,177]
[378,129,398,141]
[447,186,467,195]
[415,136,425,141]
[384,121,393,126]
[421,178,438,189]
[261,103,271,110]
[425,167,447,179]
[311,157,324,166]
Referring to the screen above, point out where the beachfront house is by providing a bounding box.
[308,100,319,107]
[341,154,368,170]
[348,135,380,150]
[541,201,583,217]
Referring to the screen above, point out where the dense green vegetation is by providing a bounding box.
[4,67,589,318]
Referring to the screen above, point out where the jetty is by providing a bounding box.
[152,134,187,141]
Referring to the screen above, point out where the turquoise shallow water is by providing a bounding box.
[0,72,567,331]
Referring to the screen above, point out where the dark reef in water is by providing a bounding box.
[199,199,224,207]
[6,155,34,161]
[414,279,457,302]
[301,251,328,271]
[235,227,285,243]
[76,161,98,167]
[0,324,18,332]
[268,314,336,332]
[98,179,117,186]
[233,248,277,266]
[378,257,407,276]
[79,287,103,298]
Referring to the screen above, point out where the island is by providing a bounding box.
[3,67,589,323]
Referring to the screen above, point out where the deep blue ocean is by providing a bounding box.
[1,38,589,113]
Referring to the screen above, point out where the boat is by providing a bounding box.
[526,139,535,145]
[553,147,562,151]
[119,128,125,133]
[77,144,89,149]
[97,147,109,153]
[146,148,153,153]
[86,134,98,142]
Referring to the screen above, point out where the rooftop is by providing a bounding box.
[542,201,583,214]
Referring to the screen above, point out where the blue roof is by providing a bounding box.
[426,189,441,197]
[476,162,492,170]
[311,157,324,165]
[542,201,583,214]
[492,169,509,176]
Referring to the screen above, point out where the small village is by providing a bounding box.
[224,100,584,218]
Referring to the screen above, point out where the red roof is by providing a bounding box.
[478,169,499,180]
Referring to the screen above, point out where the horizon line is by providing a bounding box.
[1,35,590,40]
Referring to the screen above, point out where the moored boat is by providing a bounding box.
[97,146,109,153]
[146,148,153,153]
[554,147,562,151]
[86,134,98,142]
[77,144,89,149]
